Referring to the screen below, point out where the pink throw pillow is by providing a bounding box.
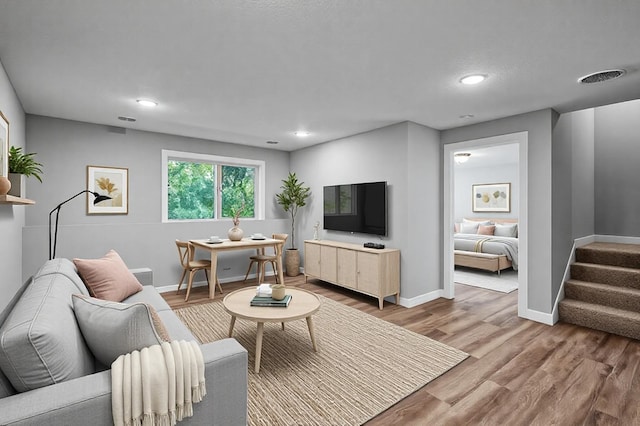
[73,250,143,302]
[478,225,496,236]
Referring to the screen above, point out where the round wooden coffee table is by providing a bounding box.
[222,287,321,373]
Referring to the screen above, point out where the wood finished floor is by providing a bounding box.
[162,275,640,426]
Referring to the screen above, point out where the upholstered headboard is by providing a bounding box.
[456,217,519,237]
[463,217,518,224]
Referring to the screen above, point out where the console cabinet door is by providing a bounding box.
[320,246,337,282]
[357,252,380,295]
[304,242,321,278]
[337,248,357,289]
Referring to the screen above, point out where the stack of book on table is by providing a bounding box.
[250,294,292,307]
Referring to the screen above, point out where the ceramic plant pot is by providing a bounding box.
[227,226,244,241]
[0,176,11,195]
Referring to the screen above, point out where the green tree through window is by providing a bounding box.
[167,160,255,221]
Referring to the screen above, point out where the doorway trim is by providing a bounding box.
[443,131,529,318]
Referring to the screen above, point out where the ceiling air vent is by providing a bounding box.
[578,69,626,84]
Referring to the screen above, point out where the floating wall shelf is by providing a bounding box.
[0,194,35,205]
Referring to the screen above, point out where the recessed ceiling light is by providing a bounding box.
[460,74,487,85]
[118,116,137,122]
[294,131,310,137]
[266,140,279,145]
[459,114,475,119]
[136,99,158,107]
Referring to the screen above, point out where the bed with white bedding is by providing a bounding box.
[453,218,518,274]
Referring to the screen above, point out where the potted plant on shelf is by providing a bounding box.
[8,146,43,198]
[276,172,311,276]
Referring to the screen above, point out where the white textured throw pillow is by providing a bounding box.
[72,295,170,366]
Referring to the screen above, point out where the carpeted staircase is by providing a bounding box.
[559,242,640,340]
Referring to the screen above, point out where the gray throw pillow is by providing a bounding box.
[72,295,170,366]
[494,223,518,237]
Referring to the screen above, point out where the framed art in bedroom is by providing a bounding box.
[472,182,511,212]
[86,165,128,214]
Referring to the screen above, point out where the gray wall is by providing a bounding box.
[442,109,557,314]
[551,112,574,302]
[454,163,519,221]
[594,99,640,236]
[571,109,595,238]
[22,115,291,286]
[0,59,27,312]
[290,121,441,301]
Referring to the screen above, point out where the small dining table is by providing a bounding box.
[189,237,286,299]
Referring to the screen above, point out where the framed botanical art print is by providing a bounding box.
[0,110,9,178]
[86,165,128,214]
[472,182,511,212]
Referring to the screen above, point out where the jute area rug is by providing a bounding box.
[174,295,468,426]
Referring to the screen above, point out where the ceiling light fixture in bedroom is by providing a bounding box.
[460,74,487,85]
[454,153,471,164]
[136,99,158,107]
[294,131,310,137]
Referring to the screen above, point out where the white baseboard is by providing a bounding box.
[155,272,268,294]
[520,307,555,325]
[397,289,445,308]
[595,234,640,245]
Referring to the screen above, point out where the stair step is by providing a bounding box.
[576,242,640,269]
[565,280,640,312]
[559,299,640,340]
[570,262,640,290]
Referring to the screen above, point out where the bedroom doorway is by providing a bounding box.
[443,132,528,318]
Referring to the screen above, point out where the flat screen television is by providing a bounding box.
[323,181,387,236]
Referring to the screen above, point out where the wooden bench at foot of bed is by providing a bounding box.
[454,250,512,275]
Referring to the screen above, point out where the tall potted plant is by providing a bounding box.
[276,172,311,276]
[8,146,43,197]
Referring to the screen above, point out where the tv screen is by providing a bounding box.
[323,181,387,236]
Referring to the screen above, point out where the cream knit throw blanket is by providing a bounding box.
[111,340,206,426]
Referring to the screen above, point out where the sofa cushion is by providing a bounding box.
[157,310,197,342]
[33,258,89,296]
[72,295,170,366]
[0,260,95,392]
[73,250,143,302]
[123,285,172,312]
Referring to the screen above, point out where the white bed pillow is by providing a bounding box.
[459,222,480,234]
[463,218,492,226]
[494,223,518,237]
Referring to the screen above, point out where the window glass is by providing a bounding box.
[162,150,264,222]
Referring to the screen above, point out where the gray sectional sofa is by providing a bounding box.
[0,258,248,425]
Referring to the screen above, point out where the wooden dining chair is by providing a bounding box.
[176,240,223,301]
[243,233,288,284]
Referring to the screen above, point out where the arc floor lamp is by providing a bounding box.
[49,190,111,260]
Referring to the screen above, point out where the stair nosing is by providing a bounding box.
[565,279,640,295]
[559,298,640,318]
[572,262,640,273]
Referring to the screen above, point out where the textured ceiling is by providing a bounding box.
[1,1,639,151]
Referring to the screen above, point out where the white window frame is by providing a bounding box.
[162,149,265,223]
